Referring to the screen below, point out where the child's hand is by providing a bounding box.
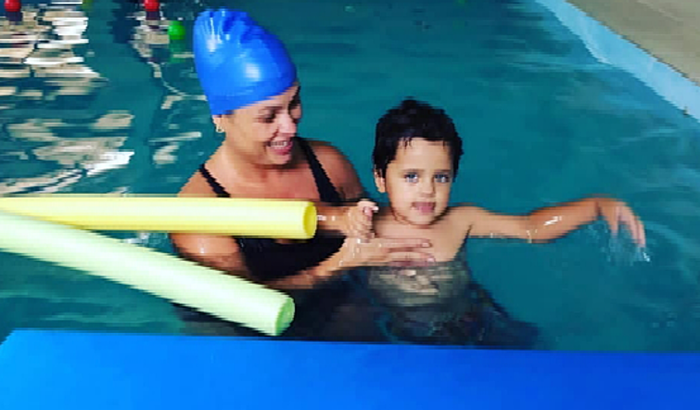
[341,199,378,241]
[598,198,646,247]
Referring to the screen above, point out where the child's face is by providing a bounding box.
[374,138,453,227]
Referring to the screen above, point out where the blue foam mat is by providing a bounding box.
[0,329,698,409]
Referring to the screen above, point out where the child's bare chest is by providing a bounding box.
[376,220,467,262]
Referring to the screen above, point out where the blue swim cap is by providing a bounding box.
[193,9,298,115]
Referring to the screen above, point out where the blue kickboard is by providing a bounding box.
[0,329,698,409]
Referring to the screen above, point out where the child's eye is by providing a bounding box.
[435,174,451,183]
[404,172,419,183]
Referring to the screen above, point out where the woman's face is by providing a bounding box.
[214,83,302,166]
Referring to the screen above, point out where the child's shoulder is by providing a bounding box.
[441,204,500,233]
[445,204,487,221]
[373,205,489,231]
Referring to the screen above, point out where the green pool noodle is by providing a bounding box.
[0,209,295,336]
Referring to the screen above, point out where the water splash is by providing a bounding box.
[605,229,652,266]
[582,221,652,266]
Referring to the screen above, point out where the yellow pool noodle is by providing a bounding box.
[0,209,295,336]
[0,195,317,239]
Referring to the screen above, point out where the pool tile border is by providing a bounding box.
[532,0,700,122]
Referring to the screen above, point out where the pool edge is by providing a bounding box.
[531,0,700,123]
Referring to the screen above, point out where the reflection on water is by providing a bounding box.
[128,9,209,170]
[1,3,118,194]
[0,0,208,337]
[0,0,204,195]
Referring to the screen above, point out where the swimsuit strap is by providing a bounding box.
[198,164,230,197]
[295,137,343,203]
[198,137,343,203]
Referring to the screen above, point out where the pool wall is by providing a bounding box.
[532,0,700,123]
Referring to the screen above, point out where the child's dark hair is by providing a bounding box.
[373,98,463,178]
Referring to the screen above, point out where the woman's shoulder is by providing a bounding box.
[302,138,364,200]
[304,139,348,161]
[177,169,218,197]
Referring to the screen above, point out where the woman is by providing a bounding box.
[169,9,433,339]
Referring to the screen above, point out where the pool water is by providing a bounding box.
[1,0,699,351]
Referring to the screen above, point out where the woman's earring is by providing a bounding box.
[215,124,224,133]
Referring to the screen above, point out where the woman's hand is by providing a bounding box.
[333,236,435,271]
[597,197,646,247]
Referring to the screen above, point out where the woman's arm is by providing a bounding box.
[170,231,434,291]
[283,235,435,286]
[169,232,337,291]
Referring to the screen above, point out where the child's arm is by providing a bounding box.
[316,199,378,240]
[460,196,646,246]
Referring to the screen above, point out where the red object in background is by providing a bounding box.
[4,0,22,13]
[143,0,159,13]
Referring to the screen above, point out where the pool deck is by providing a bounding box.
[567,0,700,86]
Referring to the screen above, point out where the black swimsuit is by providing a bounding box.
[172,137,352,338]
[197,137,344,280]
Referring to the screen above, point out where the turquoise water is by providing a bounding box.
[1,0,699,351]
